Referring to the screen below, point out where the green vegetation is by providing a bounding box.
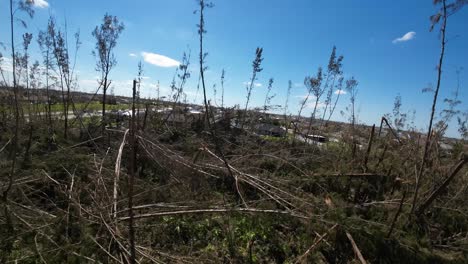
[0,0,467,263]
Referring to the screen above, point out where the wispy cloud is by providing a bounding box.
[0,57,13,73]
[334,89,346,95]
[306,101,326,109]
[243,81,262,88]
[141,52,180,68]
[392,31,416,44]
[129,53,137,57]
[295,94,317,100]
[30,0,49,8]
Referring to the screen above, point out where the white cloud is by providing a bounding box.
[243,81,262,88]
[306,101,327,109]
[30,0,49,8]
[392,31,416,44]
[0,57,13,73]
[141,52,180,68]
[295,94,317,100]
[129,53,137,57]
[334,89,346,95]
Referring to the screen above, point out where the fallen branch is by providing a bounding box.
[118,207,309,221]
[114,129,129,219]
[416,153,467,216]
[295,224,338,263]
[346,231,367,264]
[0,138,12,153]
[311,173,386,178]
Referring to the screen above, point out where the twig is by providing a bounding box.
[89,235,124,264]
[0,138,11,153]
[295,224,338,263]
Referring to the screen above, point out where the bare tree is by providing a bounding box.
[242,47,263,129]
[263,78,275,114]
[136,61,143,129]
[220,68,225,109]
[29,60,41,117]
[2,0,34,260]
[48,17,81,139]
[284,80,292,118]
[304,67,323,134]
[458,111,468,140]
[434,67,462,136]
[38,18,56,132]
[411,0,467,213]
[92,13,124,132]
[196,0,214,127]
[345,77,359,131]
[321,46,344,127]
[326,76,344,125]
[172,52,191,107]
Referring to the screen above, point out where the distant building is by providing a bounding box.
[306,134,328,143]
[439,142,454,153]
[255,123,287,137]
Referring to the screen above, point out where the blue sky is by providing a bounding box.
[0,0,467,137]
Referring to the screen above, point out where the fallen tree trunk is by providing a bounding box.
[416,153,467,216]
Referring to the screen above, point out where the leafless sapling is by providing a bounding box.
[284,80,292,119]
[411,0,467,213]
[304,67,324,134]
[321,46,344,127]
[38,19,56,131]
[242,47,263,129]
[2,0,34,260]
[196,0,214,128]
[345,77,359,157]
[326,76,344,125]
[263,78,275,114]
[48,17,81,139]
[221,68,225,109]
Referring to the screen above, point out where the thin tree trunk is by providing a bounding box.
[102,76,107,133]
[363,124,375,171]
[46,51,52,135]
[2,1,19,260]
[411,0,447,213]
[199,3,211,128]
[242,75,256,130]
[128,79,137,263]
[387,190,407,238]
[306,100,319,136]
[327,89,341,125]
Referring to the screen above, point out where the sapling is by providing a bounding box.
[304,67,324,134]
[220,69,225,109]
[263,78,275,114]
[412,0,467,213]
[242,47,263,129]
[92,13,124,132]
[196,0,214,127]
